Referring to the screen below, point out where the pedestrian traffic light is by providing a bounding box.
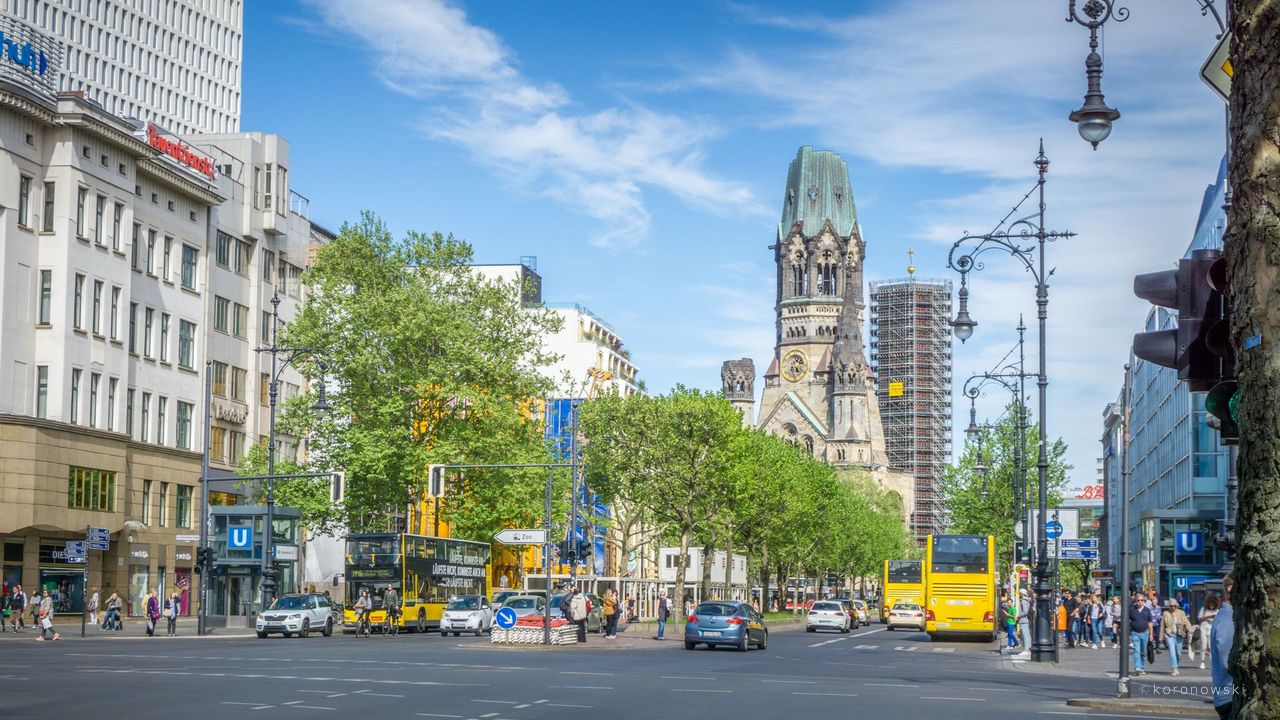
[1133,249,1222,390]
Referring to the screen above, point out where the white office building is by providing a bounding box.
[4,0,243,135]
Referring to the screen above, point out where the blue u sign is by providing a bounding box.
[228,525,254,549]
[1176,531,1203,555]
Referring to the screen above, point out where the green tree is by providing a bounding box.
[939,403,1071,565]
[278,212,562,540]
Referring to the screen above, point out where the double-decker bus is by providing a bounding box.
[924,534,996,639]
[343,533,491,632]
[881,559,924,623]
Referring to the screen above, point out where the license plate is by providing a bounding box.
[945,599,973,606]
[702,631,721,637]
[936,622,950,628]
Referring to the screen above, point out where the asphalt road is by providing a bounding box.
[0,623,1206,720]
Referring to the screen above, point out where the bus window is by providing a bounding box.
[930,535,989,574]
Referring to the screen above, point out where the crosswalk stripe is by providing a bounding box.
[932,647,955,653]
[853,644,877,649]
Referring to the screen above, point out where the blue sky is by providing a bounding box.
[241,0,1229,489]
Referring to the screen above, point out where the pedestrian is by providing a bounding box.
[1056,596,1068,647]
[1176,590,1191,615]
[87,587,100,627]
[1061,589,1078,648]
[29,588,41,629]
[0,589,9,632]
[602,588,619,639]
[10,585,25,632]
[1014,589,1032,659]
[164,591,181,636]
[567,587,588,643]
[1105,596,1120,648]
[625,596,635,624]
[36,589,60,641]
[1196,595,1220,670]
[1161,598,1191,677]
[103,592,122,631]
[1003,593,1018,649]
[1210,575,1235,720]
[1128,593,1153,676]
[144,589,160,637]
[655,591,670,641]
[1090,594,1105,649]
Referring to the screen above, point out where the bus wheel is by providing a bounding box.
[416,611,426,634]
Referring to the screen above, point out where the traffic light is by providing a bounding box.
[195,546,214,573]
[1204,255,1239,444]
[1132,249,1222,390]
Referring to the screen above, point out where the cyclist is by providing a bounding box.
[383,584,401,634]
[352,590,372,636]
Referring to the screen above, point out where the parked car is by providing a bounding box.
[886,601,926,632]
[256,592,335,639]
[851,599,870,626]
[806,600,851,633]
[440,595,494,637]
[499,595,546,618]
[549,592,604,633]
[491,590,521,610]
[684,601,768,651]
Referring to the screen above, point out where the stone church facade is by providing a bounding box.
[722,147,914,517]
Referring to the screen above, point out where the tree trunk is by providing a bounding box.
[674,527,691,616]
[776,560,786,612]
[1226,5,1280,719]
[723,529,734,599]
[759,545,771,611]
[700,540,714,600]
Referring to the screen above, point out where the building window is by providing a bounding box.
[211,426,227,463]
[140,392,151,442]
[89,372,100,427]
[287,264,302,299]
[131,223,141,270]
[146,229,156,274]
[76,187,87,236]
[141,479,152,524]
[212,360,227,396]
[253,166,261,209]
[232,303,248,339]
[41,181,54,232]
[178,320,195,368]
[230,367,247,402]
[215,231,232,268]
[37,270,51,325]
[112,202,123,251]
[126,388,134,437]
[162,236,172,280]
[261,310,272,344]
[159,313,170,362]
[235,239,251,277]
[91,280,103,334]
[229,430,245,464]
[260,373,270,405]
[110,286,121,339]
[67,467,116,512]
[176,485,192,528]
[94,195,105,244]
[277,168,288,216]
[17,174,32,227]
[70,369,81,424]
[156,397,167,445]
[176,403,192,450]
[262,249,274,282]
[180,245,198,289]
[264,163,273,210]
[73,273,85,329]
[35,366,48,418]
[214,295,231,333]
[106,377,118,431]
[143,308,154,357]
[129,303,138,352]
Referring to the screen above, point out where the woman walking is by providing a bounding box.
[87,587,99,627]
[164,591,181,637]
[602,588,619,639]
[36,589,60,641]
[1161,598,1192,677]
[144,589,161,637]
[1195,595,1220,670]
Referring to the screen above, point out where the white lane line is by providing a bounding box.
[514,705,531,709]
[864,682,919,688]
[854,644,878,649]
[920,697,986,702]
[416,714,463,719]
[1038,714,1191,720]
[851,628,885,638]
[932,647,956,653]
[763,679,817,684]
[968,687,1022,693]
[809,638,849,647]
[471,700,519,705]
[294,707,337,712]
[560,671,613,676]
[671,689,731,694]
[793,692,859,697]
[551,685,612,690]
[546,703,594,708]
[662,676,715,680]
[480,714,500,719]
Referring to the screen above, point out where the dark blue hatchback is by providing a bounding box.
[683,601,768,651]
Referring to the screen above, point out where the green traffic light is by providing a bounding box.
[1229,386,1239,424]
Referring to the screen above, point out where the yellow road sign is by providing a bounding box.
[1200,32,1232,103]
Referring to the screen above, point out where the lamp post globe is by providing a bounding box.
[952,310,976,343]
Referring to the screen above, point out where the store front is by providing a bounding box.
[127,544,151,616]
[37,542,85,614]
[1138,511,1224,598]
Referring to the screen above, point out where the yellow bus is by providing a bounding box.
[343,532,491,632]
[924,534,996,639]
[881,559,924,623]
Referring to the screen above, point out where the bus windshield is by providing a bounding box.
[887,560,923,583]
[930,535,989,574]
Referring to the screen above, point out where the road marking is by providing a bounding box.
[920,696,986,702]
[854,644,878,649]
[1038,714,1193,720]
[893,646,918,652]
[415,714,463,718]
[471,700,518,705]
[851,628,885,638]
[480,714,500,718]
[932,647,955,653]
[968,687,1022,693]
[514,705,531,709]
[864,682,919,688]
[762,679,816,684]
[662,676,715,680]
[671,689,731,694]
[550,685,612,690]
[793,692,859,697]
[560,671,613,676]
[546,703,593,708]
[809,638,848,647]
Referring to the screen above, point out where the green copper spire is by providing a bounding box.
[778,146,858,239]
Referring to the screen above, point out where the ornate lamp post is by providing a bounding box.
[1065,0,1128,149]
[948,142,1075,662]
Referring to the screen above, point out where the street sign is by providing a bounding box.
[1200,32,1232,103]
[1060,539,1098,549]
[1029,508,1081,556]
[495,606,517,630]
[1060,549,1098,560]
[888,381,904,398]
[88,527,110,543]
[1176,531,1204,555]
[1045,521,1064,540]
[272,545,298,561]
[228,525,254,549]
[88,541,109,551]
[65,540,86,553]
[64,554,86,564]
[494,529,547,545]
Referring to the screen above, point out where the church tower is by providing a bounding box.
[721,358,756,427]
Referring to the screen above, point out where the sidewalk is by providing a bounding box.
[0,615,257,641]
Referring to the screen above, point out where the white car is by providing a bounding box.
[851,599,871,626]
[886,601,926,632]
[257,593,335,638]
[806,600,852,633]
[440,595,494,637]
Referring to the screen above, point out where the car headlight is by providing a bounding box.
[288,614,301,620]
[469,612,481,620]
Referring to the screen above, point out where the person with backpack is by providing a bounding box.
[565,587,589,643]
[655,591,671,641]
[164,591,181,636]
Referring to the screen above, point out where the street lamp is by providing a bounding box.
[255,289,329,605]
[1065,0,1128,149]
[947,142,1075,663]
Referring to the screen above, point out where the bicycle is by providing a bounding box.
[356,610,372,638]
[382,612,400,637]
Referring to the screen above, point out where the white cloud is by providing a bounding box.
[302,0,762,248]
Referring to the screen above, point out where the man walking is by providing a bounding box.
[567,587,588,643]
[1210,575,1235,720]
[1129,593,1153,676]
[10,585,25,632]
[1062,590,1078,648]
[655,591,670,640]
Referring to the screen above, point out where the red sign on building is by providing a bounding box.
[145,123,215,179]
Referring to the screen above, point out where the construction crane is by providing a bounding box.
[585,367,613,399]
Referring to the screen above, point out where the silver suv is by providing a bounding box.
[256,593,335,638]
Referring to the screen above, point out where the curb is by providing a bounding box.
[458,642,637,652]
[1066,698,1215,717]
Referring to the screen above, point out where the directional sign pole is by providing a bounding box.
[81,525,89,638]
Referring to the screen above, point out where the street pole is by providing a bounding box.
[569,400,579,589]
[81,524,88,638]
[263,294,281,606]
[544,463,553,646]
[198,360,212,636]
[1118,363,1132,697]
